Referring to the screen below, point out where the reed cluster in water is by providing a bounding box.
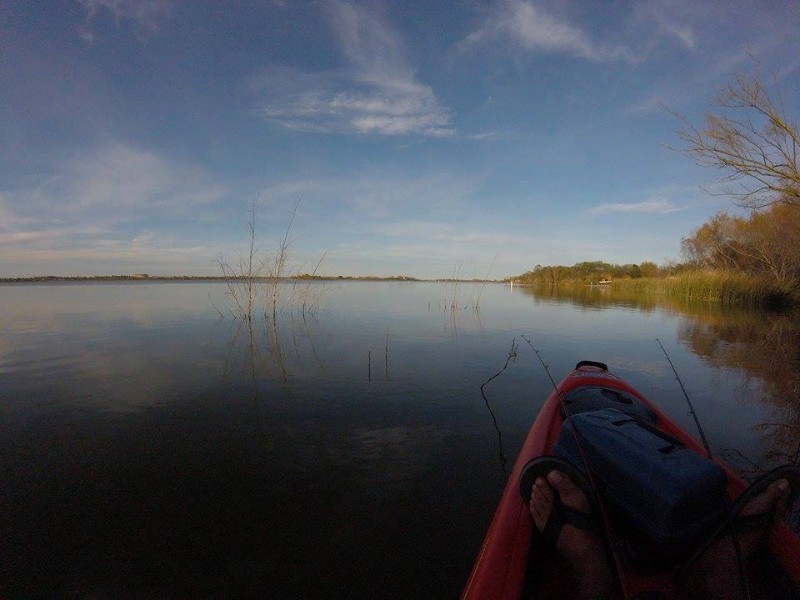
[215,199,326,321]
[612,270,798,308]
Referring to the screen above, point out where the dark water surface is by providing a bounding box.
[1,281,798,599]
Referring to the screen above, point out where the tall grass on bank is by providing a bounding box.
[612,270,798,308]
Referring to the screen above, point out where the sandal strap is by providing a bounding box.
[541,492,597,548]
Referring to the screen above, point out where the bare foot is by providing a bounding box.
[530,470,613,600]
[686,478,790,600]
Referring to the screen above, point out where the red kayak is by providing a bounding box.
[462,360,800,599]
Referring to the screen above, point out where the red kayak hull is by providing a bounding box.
[461,363,800,600]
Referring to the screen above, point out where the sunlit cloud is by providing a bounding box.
[254,1,454,136]
[460,0,633,62]
[585,199,682,216]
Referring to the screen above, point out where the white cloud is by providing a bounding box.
[460,0,633,62]
[254,2,454,137]
[260,82,454,137]
[585,199,682,216]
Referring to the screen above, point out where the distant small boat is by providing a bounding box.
[462,360,800,599]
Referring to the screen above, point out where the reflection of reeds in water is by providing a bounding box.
[675,308,800,471]
[517,284,800,473]
[222,298,326,395]
[215,199,329,392]
[613,271,797,308]
[367,328,391,383]
[432,266,493,340]
[431,281,486,340]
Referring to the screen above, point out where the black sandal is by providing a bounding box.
[682,464,800,572]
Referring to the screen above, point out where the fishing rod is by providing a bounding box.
[656,338,714,460]
[656,340,751,600]
[520,336,634,600]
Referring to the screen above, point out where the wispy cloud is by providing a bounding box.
[585,199,682,216]
[254,2,454,137]
[61,142,226,212]
[0,142,228,274]
[651,17,696,51]
[77,0,174,41]
[257,171,477,222]
[630,0,701,52]
[460,0,633,62]
[0,239,218,277]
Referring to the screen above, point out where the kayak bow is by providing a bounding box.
[462,361,800,600]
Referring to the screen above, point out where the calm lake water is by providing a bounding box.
[1,281,798,599]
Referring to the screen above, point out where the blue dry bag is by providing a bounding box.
[554,408,726,571]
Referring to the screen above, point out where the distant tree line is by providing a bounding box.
[511,261,666,285]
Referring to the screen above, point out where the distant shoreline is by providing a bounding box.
[0,274,501,284]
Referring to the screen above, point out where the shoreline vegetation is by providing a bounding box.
[507,262,799,309]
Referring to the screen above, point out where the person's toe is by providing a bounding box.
[742,478,789,520]
[548,470,591,513]
[530,476,554,530]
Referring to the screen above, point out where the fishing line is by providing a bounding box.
[479,337,521,473]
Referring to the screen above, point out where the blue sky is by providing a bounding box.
[2,1,798,278]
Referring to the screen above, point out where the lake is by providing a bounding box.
[1,280,798,599]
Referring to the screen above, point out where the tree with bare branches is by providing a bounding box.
[678,76,799,209]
